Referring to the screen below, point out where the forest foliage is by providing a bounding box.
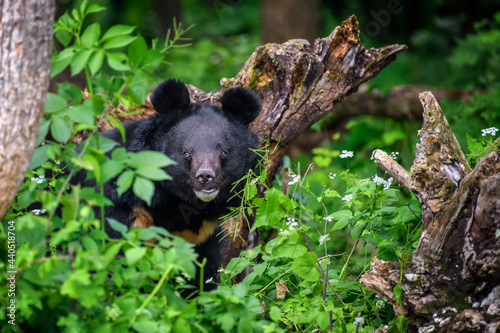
[1,1,499,332]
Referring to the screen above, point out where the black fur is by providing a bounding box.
[74,79,261,291]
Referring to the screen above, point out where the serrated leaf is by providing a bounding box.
[101,24,136,41]
[106,52,131,71]
[125,247,146,266]
[291,252,319,282]
[81,22,100,47]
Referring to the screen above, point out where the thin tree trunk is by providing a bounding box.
[0,0,55,218]
[360,92,500,332]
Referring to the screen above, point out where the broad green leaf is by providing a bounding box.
[106,116,126,143]
[29,145,49,170]
[85,4,106,14]
[107,218,127,235]
[133,176,155,206]
[88,50,104,76]
[274,243,307,258]
[101,24,136,41]
[135,167,170,181]
[44,93,67,114]
[51,115,72,143]
[125,247,146,266]
[317,311,330,330]
[70,49,92,76]
[128,34,148,66]
[81,22,100,47]
[51,47,77,78]
[128,151,175,169]
[117,170,134,197]
[291,252,319,282]
[101,159,125,183]
[57,82,83,106]
[67,103,96,125]
[127,70,149,105]
[103,35,137,49]
[81,235,98,252]
[106,52,131,71]
[330,210,352,231]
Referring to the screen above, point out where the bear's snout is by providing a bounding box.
[196,169,215,184]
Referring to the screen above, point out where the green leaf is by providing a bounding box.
[128,151,175,169]
[67,103,96,125]
[106,52,131,71]
[133,176,155,206]
[107,218,128,235]
[106,116,126,143]
[317,311,330,330]
[51,115,72,143]
[101,159,125,183]
[72,154,101,183]
[44,93,67,114]
[103,35,137,49]
[127,70,149,105]
[88,50,104,76]
[125,247,146,266]
[57,82,83,106]
[85,4,106,14]
[135,167,170,181]
[29,145,49,170]
[466,132,485,156]
[51,47,77,78]
[70,49,92,76]
[216,313,235,332]
[101,24,136,41]
[291,252,319,281]
[274,243,307,258]
[55,30,73,47]
[117,170,134,197]
[128,34,148,67]
[269,306,281,322]
[330,210,352,231]
[81,22,100,48]
[82,235,98,252]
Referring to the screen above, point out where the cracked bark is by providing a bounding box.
[0,0,54,218]
[360,92,500,332]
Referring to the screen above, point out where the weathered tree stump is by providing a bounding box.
[360,92,500,332]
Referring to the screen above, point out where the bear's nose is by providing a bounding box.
[196,169,215,184]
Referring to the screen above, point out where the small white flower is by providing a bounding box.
[32,209,47,216]
[359,178,370,187]
[481,127,499,136]
[31,175,45,184]
[55,160,61,165]
[288,174,300,185]
[370,150,377,160]
[376,299,386,309]
[389,151,399,160]
[373,175,392,189]
[339,150,354,159]
[323,216,333,223]
[217,268,224,273]
[286,217,298,228]
[384,177,393,190]
[279,228,292,237]
[353,316,365,327]
[328,172,336,180]
[342,194,353,202]
[319,234,330,245]
[205,277,214,283]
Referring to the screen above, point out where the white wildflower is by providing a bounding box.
[55,160,61,165]
[339,150,354,159]
[359,178,370,186]
[384,177,393,190]
[376,299,387,309]
[286,217,298,228]
[342,194,353,202]
[288,174,300,185]
[279,228,292,237]
[328,172,336,180]
[323,215,333,223]
[32,209,47,216]
[370,150,377,160]
[205,277,214,284]
[217,268,224,273]
[319,234,330,246]
[373,175,393,189]
[31,175,45,184]
[353,316,365,327]
[481,127,499,136]
[389,151,400,159]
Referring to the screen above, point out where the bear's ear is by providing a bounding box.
[221,88,262,125]
[150,79,190,117]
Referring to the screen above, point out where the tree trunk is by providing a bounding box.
[261,0,321,44]
[0,0,54,218]
[360,92,500,332]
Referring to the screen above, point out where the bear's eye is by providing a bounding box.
[219,150,228,157]
[183,151,191,158]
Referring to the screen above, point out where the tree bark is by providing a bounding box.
[0,0,54,218]
[360,92,500,332]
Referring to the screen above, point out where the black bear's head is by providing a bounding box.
[150,79,261,205]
